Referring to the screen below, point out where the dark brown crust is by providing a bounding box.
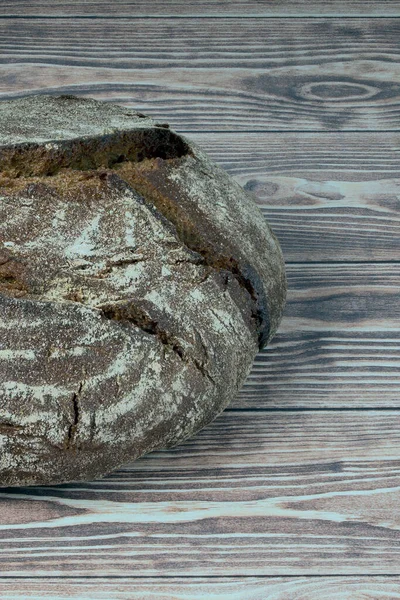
[0,156,272,347]
[0,94,286,486]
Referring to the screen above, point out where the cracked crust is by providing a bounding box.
[0,94,286,486]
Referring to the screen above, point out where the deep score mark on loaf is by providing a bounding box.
[0,95,286,486]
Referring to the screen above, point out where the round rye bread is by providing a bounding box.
[0,94,286,486]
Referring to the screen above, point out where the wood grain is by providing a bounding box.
[0,1,399,590]
[236,263,400,409]
[0,18,399,131]
[190,132,400,262]
[1,578,400,599]
[0,411,400,576]
[1,1,400,17]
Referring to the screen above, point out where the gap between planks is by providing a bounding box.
[0,575,399,579]
[226,407,400,412]
[1,15,400,19]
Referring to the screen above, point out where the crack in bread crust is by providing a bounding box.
[66,381,84,450]
[97,299,215,386]
[0,142,270,348]
[0,127,191,177]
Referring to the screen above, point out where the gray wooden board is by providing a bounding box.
[0,411,400,576]
[1,1,400,17]
[0,578,400,599]
[236,263,400,409]
[190,132,400,262]
[0,18,399,130]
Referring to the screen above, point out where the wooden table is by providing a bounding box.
[1,1,400,597]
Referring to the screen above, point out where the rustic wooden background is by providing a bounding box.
[1,1,400,598]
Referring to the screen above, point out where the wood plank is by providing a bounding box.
[1,577,400,599]
[0,19,399,131]
[1,411,400,575]
[1,1,400,18]
[1,1,399,17]
[190,132,400,262]
[237,263,400,409]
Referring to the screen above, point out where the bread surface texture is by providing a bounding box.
[0,95,286,486]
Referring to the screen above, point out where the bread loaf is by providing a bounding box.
[0,95,286,486]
